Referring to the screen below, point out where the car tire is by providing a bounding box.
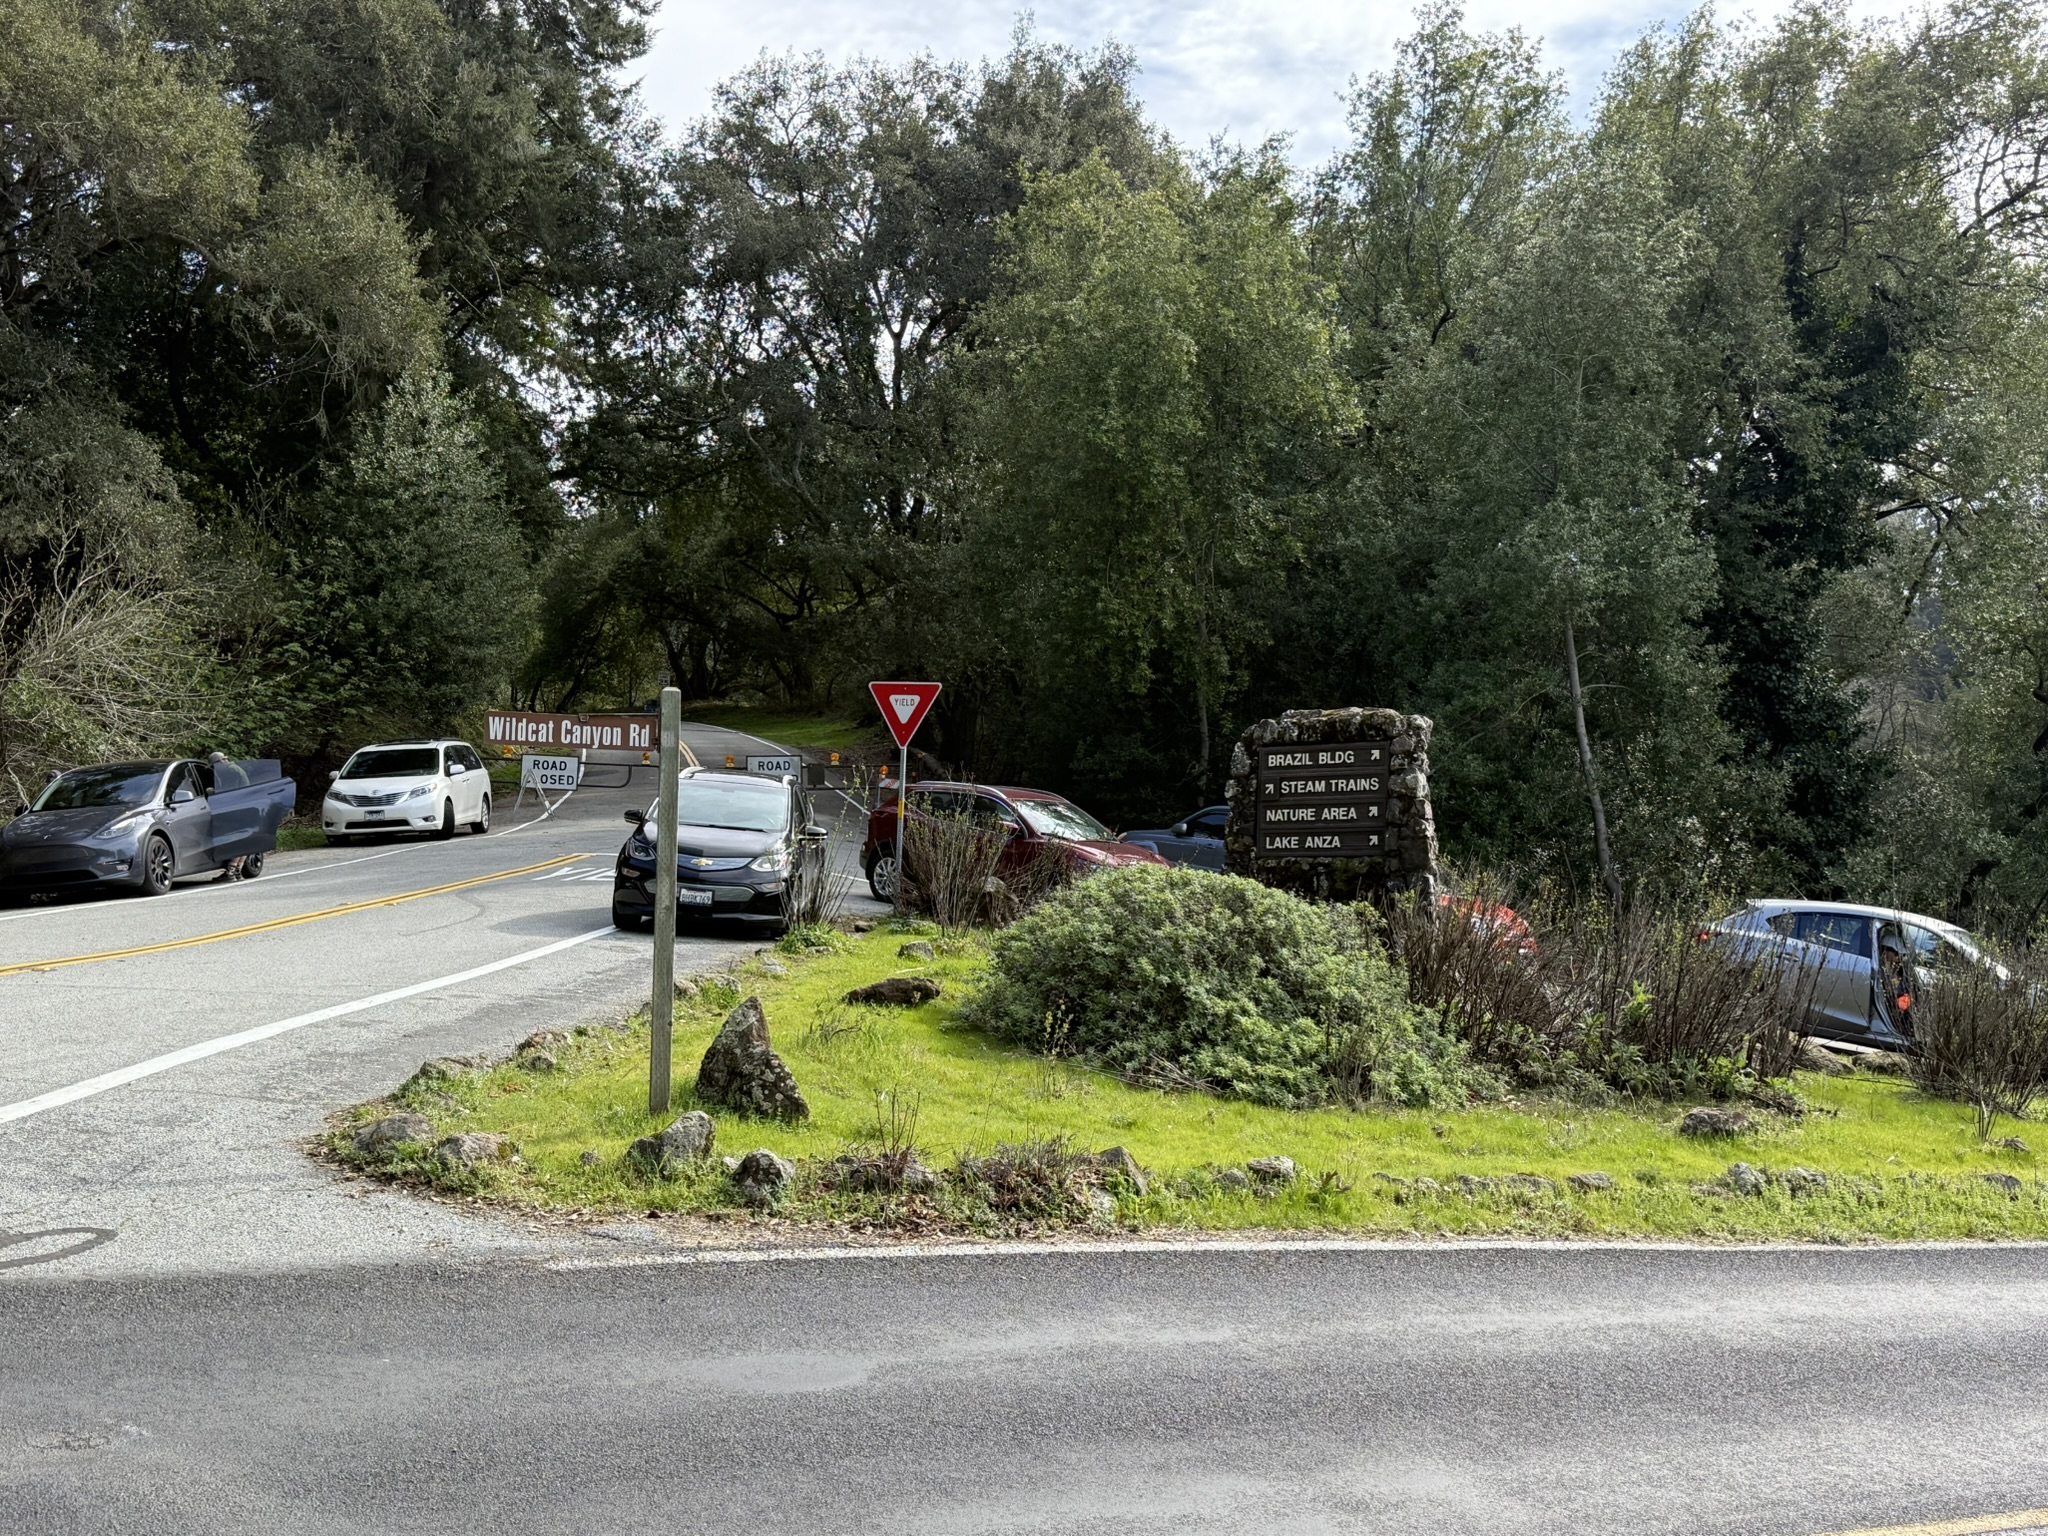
[324,833,352,846]
[612,894,646,932]
[436,798,456,840]
[140,834,174,896]
[469,795,490,835]
[866,852,898,903]
[240,853,265,879]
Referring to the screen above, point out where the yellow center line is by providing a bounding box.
[0,852,599,979]
[1819,1512,2048,1536]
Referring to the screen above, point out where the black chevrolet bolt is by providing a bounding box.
[611,769,829,936]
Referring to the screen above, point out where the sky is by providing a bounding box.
[633,0,1924,164]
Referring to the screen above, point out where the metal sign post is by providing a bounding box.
[648,687,681,1115]
[866,680,942,917]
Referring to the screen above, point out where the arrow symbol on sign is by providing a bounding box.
[890,694,919,723]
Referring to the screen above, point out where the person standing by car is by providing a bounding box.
[1877,925,1914,1027]
[207,753,249,881]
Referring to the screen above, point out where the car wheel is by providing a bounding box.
[867,851,898,903]
[436,798,456,840]
[240,852,265,879]
[469,795,490,835]
[324,833,352,846]
[612,894,646,932]
[140,834,174,896]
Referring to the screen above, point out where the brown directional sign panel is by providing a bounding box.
[1254,741,1392,862]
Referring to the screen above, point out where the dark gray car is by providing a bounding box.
[1122,805,1229,870]
[0,759,297,898]
[610,770,828,937]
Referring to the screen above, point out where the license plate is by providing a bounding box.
[678,888,713,908]
[364,810,386,819]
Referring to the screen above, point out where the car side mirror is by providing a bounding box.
[328,770,340,782]
[170,788,195,805]
[623,808,645,827]
[799,824,829,840]
[1171,822,1189,838]
[447,762,464,774]
[11,803,24,817]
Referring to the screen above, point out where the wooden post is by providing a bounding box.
[649,686,681,1114]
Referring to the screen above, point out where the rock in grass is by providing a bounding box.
[1567,1172,1614,1194]
[627,1111,717,1176]
[402,1057,477,1093]
[1994,1137,2031,1154]
[435,1133,513,1170]
[1455,1175,1498,1196]
[1797,1039,1849,1076]
[518,1030,568,1055]
[843,976,942,1007]
[579,1150,602,1168]
[1503,1174,1556,1196]
[897,940,936,961]
[1410,1177,1443,1197]
[1094,1147,1148,1196]
[732,1149,796,1208]
[1983,1172,2024,1198]
[1084,1187,1117,1222]
[1726,1162,1768,1197]
[519,1051,558,1074]
[1217,1167,1252,1192]
[1247,1156,1298,1188]
[1860,1050,1912,1078]
[851,919,875,934]
[1782,1167,1828,1195]
[674,978,700,1002]
[758,959,790,977]
[1679,1107,1753,1138]
[695,998,810,1122]
[353,1113,435,1155]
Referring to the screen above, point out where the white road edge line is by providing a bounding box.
[0,925,622,1128]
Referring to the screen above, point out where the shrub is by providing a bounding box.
[1911,946,2048,1141]
[961,866,1477,1108]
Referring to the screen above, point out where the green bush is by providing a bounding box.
[961,866,1479,1108]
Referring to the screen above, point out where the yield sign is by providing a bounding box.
[868,680,942,748]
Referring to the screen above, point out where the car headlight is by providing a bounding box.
[749,847,792,873]
[99,809,152,838]
[402,785,433,802]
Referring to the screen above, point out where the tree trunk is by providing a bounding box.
[1565,612,1622,908]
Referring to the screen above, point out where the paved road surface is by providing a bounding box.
[4,724,2047,1533]
[0,722,875,1278]
[4,1243,2047,1534]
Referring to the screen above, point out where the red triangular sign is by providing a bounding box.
[868,680,942,748]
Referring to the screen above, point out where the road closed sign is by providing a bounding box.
[521,755,582,793]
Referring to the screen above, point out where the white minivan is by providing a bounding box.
[322,740,491,843]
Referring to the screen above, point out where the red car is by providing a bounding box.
[862,780,1168,902]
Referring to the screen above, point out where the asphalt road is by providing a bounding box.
[0,722,878,1278]
[3,1243,2047,1534]
[4,725,2048,1533]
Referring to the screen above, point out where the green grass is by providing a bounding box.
[275,820,327,851]
[680,703,878,754]
[332,930,2047,1240]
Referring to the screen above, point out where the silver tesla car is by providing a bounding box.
[1708,900,1994,1049]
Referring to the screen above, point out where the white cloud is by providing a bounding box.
[633,1,1924,164]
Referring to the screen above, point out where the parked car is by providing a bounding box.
[1706,899,1994,1047]
[861,781,1169,902]
[1122,805,1229,870]
[0,759,297,897]
[611,768,827,935]
[322,740,491,843]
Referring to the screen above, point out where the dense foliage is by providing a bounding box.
[14,2,2048,924]
[961,866,1477,1108]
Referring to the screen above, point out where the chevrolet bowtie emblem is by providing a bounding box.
[690,857,715,867]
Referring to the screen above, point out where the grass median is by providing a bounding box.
[327,927,2046,1241]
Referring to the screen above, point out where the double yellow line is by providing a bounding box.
[0,852,593,980]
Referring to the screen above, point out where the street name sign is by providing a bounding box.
[485,710,656,759]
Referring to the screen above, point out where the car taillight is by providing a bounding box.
[1696,928,1712,944]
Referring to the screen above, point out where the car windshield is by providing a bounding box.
[1014,796,1113,843]
[644,778,788,834]
[342,748,440,779]
[32,764,165,811]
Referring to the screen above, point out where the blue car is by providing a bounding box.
[1121,805,1229,870]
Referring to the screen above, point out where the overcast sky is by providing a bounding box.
[633,1,1924,164]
